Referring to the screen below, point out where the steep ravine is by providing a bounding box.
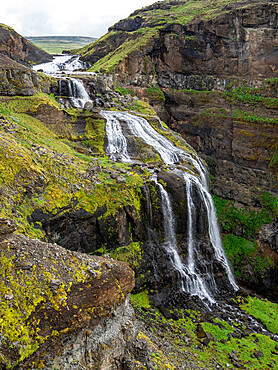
[0,11,278,369]
[77,0,278,297]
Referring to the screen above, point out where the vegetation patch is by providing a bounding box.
[239,296,278,334]
[212,194,275,239]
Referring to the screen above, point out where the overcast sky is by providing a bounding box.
[1,0,160,38]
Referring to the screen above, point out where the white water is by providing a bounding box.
[33,55,91,76]
[33,53,238,302]
[183,172,238,291]
[101,110,238,302]
[63,78,91,109]
[156,176,215,303]
[100,111,208,185]
[184,176,216,303]
[34,55,93,109]
[100,110,131,162]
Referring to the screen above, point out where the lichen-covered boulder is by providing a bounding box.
[0,233,135,369]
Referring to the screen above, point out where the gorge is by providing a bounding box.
[0,0,278,369]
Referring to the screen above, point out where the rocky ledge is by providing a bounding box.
[0,54,56,96]
[0,219,135,369]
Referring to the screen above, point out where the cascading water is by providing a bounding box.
[100,110,238,304]
[58,78,91,109]
[33,55,93,108]
[33,55,90,76]
[33,54,238,304]
[100,110,131,162]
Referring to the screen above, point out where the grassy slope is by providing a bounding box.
[0,94,148,239]
[77,0,254,72]
[26,36,97,54]
[131,292,278,369]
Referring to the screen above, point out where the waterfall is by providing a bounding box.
[100,110,131,162]
[57,78,91,109]
[101,111,208,186]
[101,110,238,303]
[155,176,215,304]
[33,54,92,109]
[33,54,238,303]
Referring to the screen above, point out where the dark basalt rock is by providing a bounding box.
[109,16,143,32]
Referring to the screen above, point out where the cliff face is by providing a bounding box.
[0,24,52,66]
[76,0,278,296]
[78,0,278,204]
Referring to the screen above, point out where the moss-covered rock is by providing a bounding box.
[0,229,134,368]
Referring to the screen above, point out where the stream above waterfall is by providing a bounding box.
[33,54,94,76]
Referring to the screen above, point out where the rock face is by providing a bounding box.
[0,222,135,369]
[79,0,278,206]
[76,0,278,297]
[0,23,51,66]
[0,54,55,96]
[160,87,278,206]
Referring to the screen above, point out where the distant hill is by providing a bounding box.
[26,36,97,54]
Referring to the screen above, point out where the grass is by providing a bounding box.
[132,299,278,369]
[26,36,96,54]
[212,194,275,239]
[0,94,148,238]
[239,296,278,334]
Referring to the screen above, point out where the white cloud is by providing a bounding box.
[1,0,159,37]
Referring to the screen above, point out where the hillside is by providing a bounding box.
[26,36,97,54]
[0,3,278,369]
[0,24,51,66]
[78,0,274,73]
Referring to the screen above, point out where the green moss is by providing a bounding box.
[212,194,274,239]
[223,86,278,109]
[130,291,151,309]
[269,147,278,168]
[239,297,278,334]
[222,234,262,279]
[88,28,159,73]
[110,242,142,269]
[114,85,135,96]
[233,110,278,125]
[145,86,165,102]
[126,100,157,115]
[83,117,106,154]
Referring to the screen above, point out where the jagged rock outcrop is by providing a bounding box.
[0,54,56,96]
[0,23,51,66]
[0,220,135,369]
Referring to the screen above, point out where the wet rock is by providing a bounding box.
[260,221,278,253]
[159,306,172,320]
[229,350,238,362]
